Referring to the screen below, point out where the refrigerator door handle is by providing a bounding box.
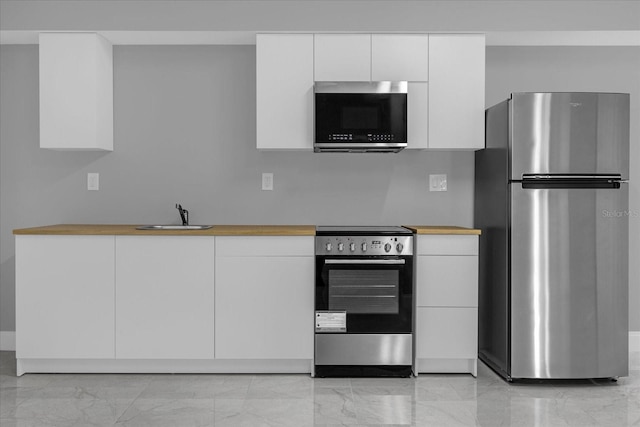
[521,174,622,181]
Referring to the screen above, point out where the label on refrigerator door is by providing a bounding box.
[315,311,346,332]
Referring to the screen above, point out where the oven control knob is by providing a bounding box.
[338,243,344,252]
[361,243,367,252]
[350,243,356,252]
[384,243,392,252]
[325,242,332,252]
[396,243,404,252]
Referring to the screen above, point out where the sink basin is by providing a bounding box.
[136,225,213,230]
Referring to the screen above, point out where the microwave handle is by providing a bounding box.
[325,259,405,265]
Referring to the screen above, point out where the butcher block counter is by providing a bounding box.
[13,224,317,236]
[404,225,481,235]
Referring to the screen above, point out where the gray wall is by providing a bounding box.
[0,44,475,332]
[486,46,640,330]
[1,44,639,334]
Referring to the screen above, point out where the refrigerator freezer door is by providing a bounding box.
[510,93,630,180]
[510,183,628,379]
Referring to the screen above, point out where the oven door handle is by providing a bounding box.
[324,259,406,265]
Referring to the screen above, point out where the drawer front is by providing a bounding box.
[216,236,314,257]
[415,307,478,359]
[416,255,478,307]
[417,235,478,256]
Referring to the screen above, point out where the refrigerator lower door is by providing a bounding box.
[510,183,628,379]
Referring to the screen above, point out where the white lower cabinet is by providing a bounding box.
[16,235,115,359]
[115,236,215,359]
[415,235,479,376]
[215,236,314,359]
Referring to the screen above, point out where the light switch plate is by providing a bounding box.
[262,173,273,191]
[429,174,447,192]
[87,173,99,191]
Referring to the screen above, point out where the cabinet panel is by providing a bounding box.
[216,256,314,359]
[408,82,428,149]
[417,235,478,256]
[115,236,215,359]
[314,34,371,81]
[257,34,314,150]
[416,256,478,307]
[372,34,428,82]
[16,236,115,359]
[416,307,478,359]
[216,236,314,257]
[428,34,485,149]
[39,33,113,151]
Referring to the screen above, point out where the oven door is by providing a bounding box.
[315,256,413,334]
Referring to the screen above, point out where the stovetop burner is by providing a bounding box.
[316,226,413,236]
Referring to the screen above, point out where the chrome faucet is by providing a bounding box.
[176,204,189,226]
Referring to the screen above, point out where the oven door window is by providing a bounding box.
[328,270,399,314]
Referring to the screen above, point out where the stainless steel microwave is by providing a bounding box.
[314,81,408,153]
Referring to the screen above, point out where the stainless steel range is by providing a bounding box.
[314,226,414,377]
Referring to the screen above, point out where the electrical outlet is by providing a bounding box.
[262,173,273,191]
[87,173,99,191]
[429,174,447,192]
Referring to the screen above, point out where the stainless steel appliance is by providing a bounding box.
[475,92,630,381]
[314,226,414,377]
[314,82,407,153]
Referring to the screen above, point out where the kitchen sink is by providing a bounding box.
[136,225,213,230]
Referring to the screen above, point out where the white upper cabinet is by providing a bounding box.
[428,34,485,150]
[371,34,428,82]
[256,34,314,150]
[39,33,113,151]
[314,34,428,82]
[314,34,371,81]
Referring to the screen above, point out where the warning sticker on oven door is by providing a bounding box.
[315,311,347,332]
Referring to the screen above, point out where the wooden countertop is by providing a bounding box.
[403,226,482,235]
[13,224,317,236]
[13,224,480,236]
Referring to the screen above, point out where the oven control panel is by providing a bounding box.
[315,235,413,256]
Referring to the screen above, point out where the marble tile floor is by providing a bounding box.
[1,351,638,426]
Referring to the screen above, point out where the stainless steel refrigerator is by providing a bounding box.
[475,92,629,380]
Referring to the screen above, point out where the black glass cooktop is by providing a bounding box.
[316,226,413,236]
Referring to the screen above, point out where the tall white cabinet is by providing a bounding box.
[415,234,480,376]
[16,236,116,359]
[115,236,215,359]
[256,34,314,150]
[428,34,485,150]
[39,33,113,151]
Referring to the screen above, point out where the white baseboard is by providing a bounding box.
[631,331,640,352]
[0,331,16,351]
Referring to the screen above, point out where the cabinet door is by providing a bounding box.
[115,236,215,359]
[39,33,113,151]
[314,34,371,81]
[16,235,115,359]
[372,34,428,82]
[407,82,428,149]
[416,307,478,359]
[257,34,314,150]
[215,253,314,359]
[416,256,478,307]
[428,34,485,149]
